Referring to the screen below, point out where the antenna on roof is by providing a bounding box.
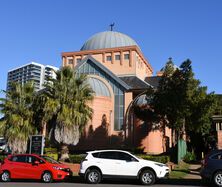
[109,23,115,31]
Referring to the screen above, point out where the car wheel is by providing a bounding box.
[140,170,155,185]
[42,171,53,183]
[214,171,222,187]
[86,169,101,184]
[1,171,10,182]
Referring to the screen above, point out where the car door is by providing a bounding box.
[95,151,117,175]
[24,155,45,179]
[114,152,140,176]
[10,155,28,179]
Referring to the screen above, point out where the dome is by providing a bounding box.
[80,31,139,51]
[88,77,111,97]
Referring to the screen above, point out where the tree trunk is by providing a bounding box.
[181,118,186,140]
[41,121,47,137]
[171,128,175,147]
[59,144,70,162]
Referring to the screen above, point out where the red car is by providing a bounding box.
[0,154,72,182]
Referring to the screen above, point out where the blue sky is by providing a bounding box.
[0,0,222,97]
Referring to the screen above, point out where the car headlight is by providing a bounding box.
[154,163,166,167]
[52,166,63,170]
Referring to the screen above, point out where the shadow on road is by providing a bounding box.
[158,178,203,186]
[5,175,205,186]
[66,176,205,186]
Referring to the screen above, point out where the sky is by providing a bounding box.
[0,0,222,98]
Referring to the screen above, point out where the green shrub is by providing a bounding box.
[68,154,169,164]
[44,147,57,154]
[183,151,196,163]
[136,154,170,164]
[46,153,58,161]
[0,155,7,161]
[69,154,86,164]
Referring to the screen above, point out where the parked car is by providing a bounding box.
[0,154,72,182]
[79,150,169,185]
[201,149,222,186]
[0,138,6,152]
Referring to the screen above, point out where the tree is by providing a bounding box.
[45,67,94,161]
[0,82,36,153]
[214,94,222,115]
[153,59,216,158]
[32,92,58,137]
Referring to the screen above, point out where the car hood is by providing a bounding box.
[138,158,167,167]
[49,163,69,168]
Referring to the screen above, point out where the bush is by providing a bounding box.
[136,154,170,164]
[44,147,58,161]
[69,154,86,164]
[46,153,58,161]
[44,147,57,154]
[0,155,7,162]
[183,151,196,163]
[68,154,169,164]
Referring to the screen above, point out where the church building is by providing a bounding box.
[62,30,172,154]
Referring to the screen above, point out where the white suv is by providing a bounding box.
[79,150,169,185]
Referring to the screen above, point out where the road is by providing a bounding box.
[0,179,205,187]
[0,183,204,187]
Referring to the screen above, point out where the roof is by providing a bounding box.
[88,77,111,97]
[87,149,131,154]
[80,31,139,51]
[212,115,222,121]
[75,56,131,90]
[119,76,152,90]
[8,62,44,72]
[8,62,58,73]
[145,76,162,88]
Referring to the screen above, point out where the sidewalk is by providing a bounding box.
[183,163,201,179]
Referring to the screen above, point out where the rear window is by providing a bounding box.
[92,152,100,158]
[99,152,117,159]
[211,153,222,160]
[0,139,6,146]
[11,155,26,163]
[93,151,119,160]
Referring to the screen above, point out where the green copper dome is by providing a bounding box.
[80,31,139,51]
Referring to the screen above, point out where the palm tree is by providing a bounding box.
[32,93,58,137]
[45,67,94,161]
[0,82,36,153]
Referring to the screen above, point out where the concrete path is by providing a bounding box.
[183,164,201,179]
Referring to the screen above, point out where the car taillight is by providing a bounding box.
[0,159,4,165]
[80,158,87,165]
[202,158,208,167]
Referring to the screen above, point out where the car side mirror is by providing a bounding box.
[126,158,136,162]
[33,160,40,165]
[130,157,138,162]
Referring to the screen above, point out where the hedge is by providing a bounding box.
[68,154,169,164]
[43,147,58,161]
[0,155,7,161]
[136,155,170,164]
[46,153,59,161]
[183,151,196,163]
[44,147,57,154]
[69,154,86,163]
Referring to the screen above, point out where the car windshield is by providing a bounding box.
[0,142,5,146]
[0,139,6,146]
[41,156,60,164]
